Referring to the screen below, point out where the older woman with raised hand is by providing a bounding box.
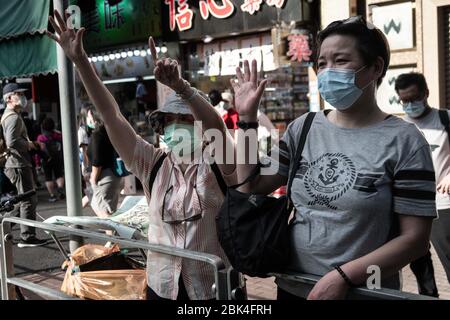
[152,17,437,300]
[47,10,237,301]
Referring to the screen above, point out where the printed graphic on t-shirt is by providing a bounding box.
[303,153,356,210]
[297,153,384,210]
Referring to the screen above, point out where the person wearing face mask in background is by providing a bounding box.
[396,72,450,294]
[77,106,92,207]
[1,83,47,247]
[85,106,122,219]
[180,16,437,299]
[47,11,236,300]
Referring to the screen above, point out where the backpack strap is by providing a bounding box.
[148,153,167,195]
[286,112,316,200]
[438,110,450,146]
[210,162,227,196]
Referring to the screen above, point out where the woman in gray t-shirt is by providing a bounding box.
[229,18,436,300]
[159,17,436,300]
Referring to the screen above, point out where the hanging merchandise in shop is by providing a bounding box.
[70,0,162,53]
[198,34,276,77]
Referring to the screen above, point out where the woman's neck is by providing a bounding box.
[327,95,387,129]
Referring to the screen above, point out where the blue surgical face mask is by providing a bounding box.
[403,100,426,118]
[318,66,373,110]
[162,123,202,155]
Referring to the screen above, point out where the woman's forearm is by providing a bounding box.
[235,122,259,192]
[340,217,432,286]
[179,83,236,175]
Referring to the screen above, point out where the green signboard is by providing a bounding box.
[71,0,162,53]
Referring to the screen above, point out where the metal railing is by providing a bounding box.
[269,273,439,300]
[0,217,235,300]
[0,217,440,301]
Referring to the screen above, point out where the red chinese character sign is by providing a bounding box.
[200,0,234,20]
[165,0,194,32]
[166,0,289,31]
[286,34,313,63]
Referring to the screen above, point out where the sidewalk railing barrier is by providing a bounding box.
[0,217,236,300]
[0,217,440,300]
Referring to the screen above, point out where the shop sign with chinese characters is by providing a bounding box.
[272,26,313,68]
[286,33,313,63]
[165,0,288,32]
[71,0,162,52]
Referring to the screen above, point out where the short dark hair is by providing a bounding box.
[41,117,55,132]
[317,16,390,87]
[86,106,103,126]
[394,73,428,93]
[208,90,222,107]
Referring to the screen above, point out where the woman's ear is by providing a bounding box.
[373,56,385,80]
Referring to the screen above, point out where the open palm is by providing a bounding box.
[231,60,268,118]
[47,10,87,64]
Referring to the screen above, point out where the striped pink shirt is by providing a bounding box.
[125,137,235,300]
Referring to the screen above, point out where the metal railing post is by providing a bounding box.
[0,217,15,299]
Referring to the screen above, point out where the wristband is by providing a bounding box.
[334,265,357,288]
[237,121,259,130]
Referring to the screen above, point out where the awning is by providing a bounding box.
[0,35,57,79]
[0,0,51,40]
[0,0,57,79]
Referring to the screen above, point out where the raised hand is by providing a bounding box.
[231,60,268,119]
[46,10,87,64]
[149,37,185,93]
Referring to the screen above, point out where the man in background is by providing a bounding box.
[1,83,47,247]
[396,72,450,297]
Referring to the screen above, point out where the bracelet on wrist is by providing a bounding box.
[178,86,198,102]
[334,265,357,288]
[175,79,189,95]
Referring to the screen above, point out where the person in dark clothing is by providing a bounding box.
[86,107,122,218]
[37,117,65,202]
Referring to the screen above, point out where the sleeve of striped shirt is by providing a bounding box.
[393,144,437,217]
[123,136,165,186]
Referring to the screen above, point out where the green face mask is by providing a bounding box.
[162,123,202,155]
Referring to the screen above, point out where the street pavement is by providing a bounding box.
[3,187,450,300]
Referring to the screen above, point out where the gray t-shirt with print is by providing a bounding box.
[404,109,450,210]
[270,111,437,295]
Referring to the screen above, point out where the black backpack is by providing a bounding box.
[216,112,316,277]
